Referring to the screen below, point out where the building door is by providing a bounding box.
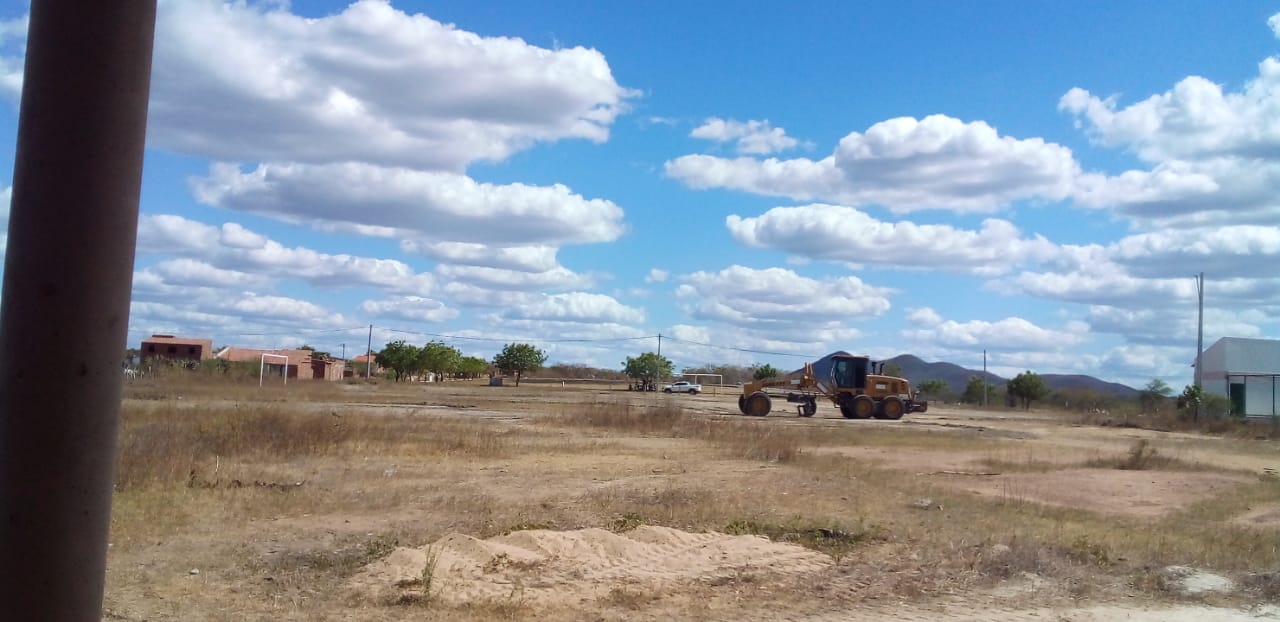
[1229,382,1246,416]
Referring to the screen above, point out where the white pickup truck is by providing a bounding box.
[662,381,701,395]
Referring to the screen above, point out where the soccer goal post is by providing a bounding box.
[260,353,289,387]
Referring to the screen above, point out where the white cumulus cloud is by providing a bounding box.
[360,296,458,323]
[902,306,1088,351]
[1059,23,1280,227]
[114,0,632,170]
[193,162,626,247]
[147,258,271,290]
[399,241,560,273]
[498,292,645,324]
[644,268,669,283]
[674,265,890,348]
[1059,65,1280,163]
[137,214,436,295]
[726,204,1059,275]
[434,263,595,292]
[668,114,1080,213]
[1087,305,1265,346]
[690,118,799,155]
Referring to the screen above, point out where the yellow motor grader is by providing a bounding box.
[737,353,927,419]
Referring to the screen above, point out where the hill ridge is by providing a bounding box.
[882,354,1137,399]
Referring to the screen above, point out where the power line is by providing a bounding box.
[133,320,826,361]
[381,326,656,345]
[663,335,821,359]
[232,326,367,337]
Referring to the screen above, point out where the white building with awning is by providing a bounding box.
[1200,337,1280,417]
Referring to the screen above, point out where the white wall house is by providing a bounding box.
[1199,337,1280,417]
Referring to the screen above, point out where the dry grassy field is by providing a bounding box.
[104,378,1280,621]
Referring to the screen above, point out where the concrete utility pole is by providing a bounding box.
[1194,272,1205,421]
[0,3,157,621]
[982,349,988,407]
[366,324,373,378]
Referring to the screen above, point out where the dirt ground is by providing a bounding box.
[103,382,1280,621]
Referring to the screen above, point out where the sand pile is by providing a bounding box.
[347,525,832,605]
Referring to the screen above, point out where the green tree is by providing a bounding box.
[375,340,420,382]
[1177,383,1201,409]
[457,355,490,379]
[1006,370,1049,410]
[752,363,780,381]
[417,340,461,381]
[623,351,674,384]
[961,376,996,404]
[881,362,904,378]
[918,378,948,396]
[493,343,547,386]
[1139,378,1173,413]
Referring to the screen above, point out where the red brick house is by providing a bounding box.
[140,334,214,364]
[346,354,381,378]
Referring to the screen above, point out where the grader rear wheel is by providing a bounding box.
[737,395,748,415]
[744,391,772,417]
[842,395,874,419]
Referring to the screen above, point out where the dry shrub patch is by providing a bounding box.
[258,534,403,579]
[1081,439,1179,471]
[1242,569,1280,602]
[1077,438,1227,472]
[116,402,510,489]
[1077,407,1280,440]
[602,585,661,610]
[976,456,1059,473]
[722,517,881,561]
[974,537,1070,579]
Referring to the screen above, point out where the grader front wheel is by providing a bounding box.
[877,396,905,420]
[744,391,772,417]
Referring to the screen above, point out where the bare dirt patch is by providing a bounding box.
[940,468,1253,517]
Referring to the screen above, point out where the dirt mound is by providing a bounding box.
[346,525,832,605]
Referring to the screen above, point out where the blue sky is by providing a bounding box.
[1,1,1278,387]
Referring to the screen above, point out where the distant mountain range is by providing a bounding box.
[882,354,1138,399]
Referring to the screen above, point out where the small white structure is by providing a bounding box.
[1200,337,1280,417]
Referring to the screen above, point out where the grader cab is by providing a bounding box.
[737,353,927,419]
